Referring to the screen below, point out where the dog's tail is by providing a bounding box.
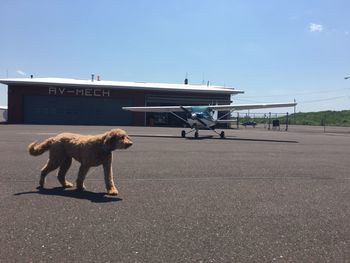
[28,139,54,156]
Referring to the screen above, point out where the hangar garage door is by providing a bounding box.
[23,96,132,125]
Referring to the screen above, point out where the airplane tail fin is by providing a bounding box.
[212,110,218,120]
[212,102,218,120]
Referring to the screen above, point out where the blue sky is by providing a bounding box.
[0,0,349,112]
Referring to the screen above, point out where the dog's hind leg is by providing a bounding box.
[57,157,73,188]
[103,155,118,195]
[39,160,60,188]
[76,165,90,191]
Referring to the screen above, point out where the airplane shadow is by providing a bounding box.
[14,187,122,203]
[130,134,298,144]
[202,136,298,143]
[131,134,180,139]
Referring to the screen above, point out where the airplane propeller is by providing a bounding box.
[180,106,208,128]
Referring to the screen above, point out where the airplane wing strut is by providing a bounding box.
[169,111,189,126]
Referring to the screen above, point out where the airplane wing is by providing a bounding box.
[207,102,297,111]
[122,106,191,112]
[123,102,296,113]
[0,106,8,110]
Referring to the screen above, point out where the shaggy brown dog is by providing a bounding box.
[28,128,132,195]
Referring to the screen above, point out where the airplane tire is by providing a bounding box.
[194,131,199,139]
[181,130,186,138]
[220,131,225,139]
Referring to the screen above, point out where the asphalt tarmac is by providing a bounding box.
[0,125,349,262]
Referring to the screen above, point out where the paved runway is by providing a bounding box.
[0,125,349,262]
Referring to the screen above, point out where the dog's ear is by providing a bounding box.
[103,129,124,151]
[103,131,118,151]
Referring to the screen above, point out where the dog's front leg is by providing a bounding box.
[76,165,90,191]
[103,154,118,195]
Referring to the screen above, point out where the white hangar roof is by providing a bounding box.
[0,77,244,95]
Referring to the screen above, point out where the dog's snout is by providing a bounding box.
[124,138,133,148]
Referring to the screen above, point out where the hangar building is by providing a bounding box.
[0,77,243,126]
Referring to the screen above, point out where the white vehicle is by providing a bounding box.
[123,102,296,139]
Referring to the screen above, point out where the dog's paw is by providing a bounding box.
[39,178,45,188]
[107,188,119,196]
[63,181,74,188]
[76,186,86,191]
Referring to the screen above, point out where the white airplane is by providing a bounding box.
[123,102,297,139]
[0,106,7,122]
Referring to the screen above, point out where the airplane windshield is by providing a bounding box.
[195,111,211,119]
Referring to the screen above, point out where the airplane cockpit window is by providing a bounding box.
[195,111,211,119]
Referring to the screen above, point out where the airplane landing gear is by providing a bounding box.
[220,131,225,139]
[194,131,199,139]
[180,129,225,139]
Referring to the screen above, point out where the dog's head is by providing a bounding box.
[103,129,133,151]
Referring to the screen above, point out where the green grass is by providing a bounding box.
[246,110,350,127]
[289,110,350,126]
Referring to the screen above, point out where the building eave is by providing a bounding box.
[0,77,245,95]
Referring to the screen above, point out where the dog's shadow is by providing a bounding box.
[14,187,122,203]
